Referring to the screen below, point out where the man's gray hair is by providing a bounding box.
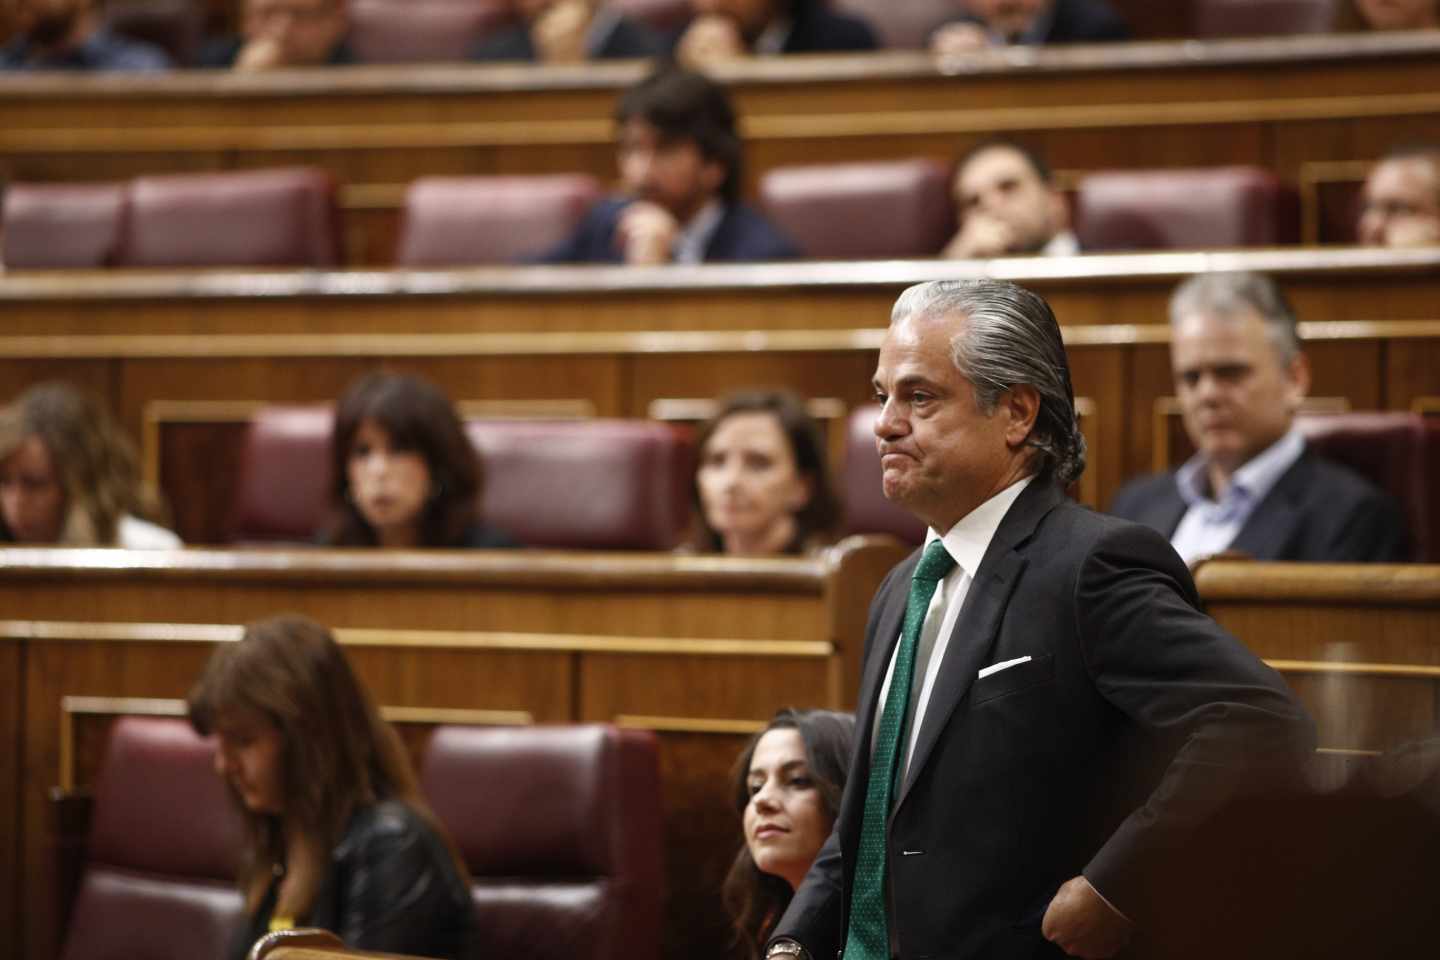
[1168,271,1301,363]
[891,278,1086,487]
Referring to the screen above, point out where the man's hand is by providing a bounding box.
[941,212,1015,259]
[675,14,748,68]
[616,201,679,264]
[1041,875,1132,958]
[233,35,285,71]
[532,0,592,63]
[930,21,991,58]
[1383,215,1440,248]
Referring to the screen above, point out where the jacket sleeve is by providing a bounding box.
[336,813,468,955]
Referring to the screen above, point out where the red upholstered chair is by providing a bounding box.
[1,182,127,269]
[838,405,925,545]
[118,168,342,268]
[56,717,244,960]
[465,419,693,549]
[420,724,664,960]
[395,175,602,266]
[1193,0,1336,36]
[349,0,512,63]
[1074,166,1299,251]
[229,406,334,544]
[759,158,956,260]
[607,0,691,32]
[833,0,958,48]
[1296,411,1432,562]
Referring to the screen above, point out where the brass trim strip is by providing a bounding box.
[614,715,767,735]
[1314,747,1384,757]
[380,706,533,726]
[1265,658,1440,680]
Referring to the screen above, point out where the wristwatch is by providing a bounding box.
[766,939,811,960]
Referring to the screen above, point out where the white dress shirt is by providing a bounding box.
[1170,428,1305,566]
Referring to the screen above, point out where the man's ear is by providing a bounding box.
[700,157,727,198]
[1047,186,1071,232]
[1002,385,1042,449]
[1283,351,1311,413]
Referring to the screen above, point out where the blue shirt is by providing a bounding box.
[1170,428,1305,566]
[0,27,170,71]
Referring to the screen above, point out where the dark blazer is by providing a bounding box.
[775,480,1312,959]
[538,196,800,264]
[941,0,1129,44]
[667,5,878,55]
[197,35,355,68]
[1109,450,1410,563]
[470,14,663,62]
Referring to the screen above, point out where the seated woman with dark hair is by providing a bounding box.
[189,614,478,960]
[320,372,516,548]
[0,381,180,547]
[723,708,856,960]
[688,389,842,555]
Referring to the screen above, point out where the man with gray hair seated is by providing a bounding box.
[1109,271,1408,565]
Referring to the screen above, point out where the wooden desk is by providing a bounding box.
[1196,561,1440,754]
[0,538,908,960]
[3,34,1439,262]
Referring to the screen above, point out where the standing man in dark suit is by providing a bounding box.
[540,65,799,264]
[768,278,1312,960]
[1110,271,1409,564]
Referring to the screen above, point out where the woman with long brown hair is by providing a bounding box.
[188,614,477,959]
[721,708,855,960]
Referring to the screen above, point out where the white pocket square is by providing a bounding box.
[977,655,1032,680]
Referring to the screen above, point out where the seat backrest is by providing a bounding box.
[59,717,244,960]
[759,158,956,259]
[349,0,512,63]
[465,419,693,549]
[229,406,334,543]
[104,0,204,65]
[119,168,342,268]
[2,182,128,269]
[1074,166,1298,251]
[832,0,957,48]
[420,724,664,960]
[838,404,926,545]
[1296,411,1431,562]
[395,175,602,266]
[1193,0,1337,36]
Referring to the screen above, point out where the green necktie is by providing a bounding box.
[843,540,956,960]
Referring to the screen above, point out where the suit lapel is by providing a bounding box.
[1149,482,1189,539]
[1227,456,1308,560]
[894,481,1060,811]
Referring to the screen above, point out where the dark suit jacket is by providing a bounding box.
[667,6,878,55]
[538,196,800,264]
[941,0,1129,44]
[775,480,1312,959]
[469,14,663,62]
[1109,450,1410,563]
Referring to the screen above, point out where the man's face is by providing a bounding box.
[691,0,777,36]
[872,311,1033,532]
[1357,156,1440,247]
[966,0,1052,37]
[243,0,348,65]
[617,117,725,223]
[955,146,1064,254]
[1171,306,1308,476]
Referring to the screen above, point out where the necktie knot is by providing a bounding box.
[914,540,956,584]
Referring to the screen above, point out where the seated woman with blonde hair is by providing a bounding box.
[0,381,180,547]
[687,390,843,556]
[722,708,855,960]
[188,614,478,959]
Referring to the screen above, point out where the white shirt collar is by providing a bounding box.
[924,475,1035,578]
[672,199,724,264]
[754,17,793,55]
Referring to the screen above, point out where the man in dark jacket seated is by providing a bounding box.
[1,0,169,70]
[1109,271,1409,565]
[930,0,1127,56]
[672,0,876,68]
[471,0,663,63]
[541,65,799,264]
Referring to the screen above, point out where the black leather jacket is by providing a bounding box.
[231,800,478,960]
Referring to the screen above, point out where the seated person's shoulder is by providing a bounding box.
[715,203,801,260]
[1108,471,1178,518]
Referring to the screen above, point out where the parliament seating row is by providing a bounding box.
[3,161,1297,269]
[56,716,662,960]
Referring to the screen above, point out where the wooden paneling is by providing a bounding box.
[0,540,908,960]
[0,637,20,960]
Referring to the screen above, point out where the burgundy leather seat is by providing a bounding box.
[1296,411,1433,562]
[1074,166,1298,251]
[349,0,511,63]
[396,175,602,266]
[58,717,244,960]
[2,182,127,269]
[1193,0,1336,37]
[119,168,342,268]
[833,0,957,48]
[465,419,693,549]
[838,404,925,545]
[420,724,664,960]
[229,406,334,543]
[760,158,956,259]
